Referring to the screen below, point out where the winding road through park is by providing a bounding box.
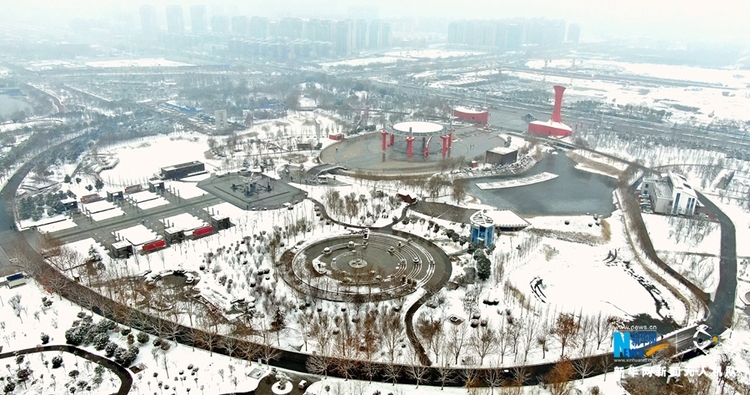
[0,128,738,388]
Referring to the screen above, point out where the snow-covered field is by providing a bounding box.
[514,58,750,124]
[6,76,744,392]
[642,214,721,293]
[85,58,194,68]
[385,49,486,59]
[0,279,272,395]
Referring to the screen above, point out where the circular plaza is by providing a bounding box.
[319,123,506,174]
[279,230,451,302]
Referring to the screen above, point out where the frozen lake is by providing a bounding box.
[468,151,617,217]
[0,95,31,118]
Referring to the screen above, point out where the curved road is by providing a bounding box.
[0,345,133,395]
[0,130,737,388]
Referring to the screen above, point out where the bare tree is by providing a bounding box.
[576,314,593,356]
[380,307,404,363]
[306,353,334,378]
[510,366,531,387]
[405,353,430,388]
[359,311,381,363]
[536,318,551,360]
[591,312,611,351]
[496,321,511,365]
[360,357,381,384]
[434,346,456,390]
[416,312,442,362]
[506,315,522,357]
[451,178,468,205]
[469,327,499,366]
[222,336,241,362]
[157,311,183,345]
[382,361,401,386]
[551,312,579,358]
[460,365,482,391]
[520,313,537,363]
[258,330,281,365]
[239,340,260,363]
[310,311,333,355]
[718,352,732,395]
[598,354,615,382]
[194,312,222,357]
[546,356,575,395]
[573,352,596,384]
[483,361,506,395]
[447,324,467,364]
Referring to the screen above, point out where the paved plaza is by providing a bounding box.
[319,125,507,174]
[197,172,307,211]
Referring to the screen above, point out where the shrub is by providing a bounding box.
[136,332,149,344]
[51,355,63,369]
[114,347,137,367]
[93,333,109,350]
[104,342,118,357]
[65,327,86,346]
[40,333,50,345]
[16,368,31,381]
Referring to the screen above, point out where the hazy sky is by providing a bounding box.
[3,0,749,43]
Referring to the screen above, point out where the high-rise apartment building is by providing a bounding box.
[139,5,158,35]
[165,5,185,34]
[354,19,368,51]
[334,20,354,56]
[249,17,269,39]
[211,15,229,34]
[567,23,580,44]
[447,19,564,50]
[231,16,249,36]
[190,5,207,34]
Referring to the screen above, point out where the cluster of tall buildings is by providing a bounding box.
[138,4,392,59]
[447,19,580,50]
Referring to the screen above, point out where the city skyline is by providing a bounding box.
[1,0,748,43]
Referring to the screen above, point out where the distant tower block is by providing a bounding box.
[215,109,228,130]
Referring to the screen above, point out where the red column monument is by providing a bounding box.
[389,134,395,147]
[406,137,415,158]
[551,85,566,123]
[380,130,388,151]
[440,135,450,156]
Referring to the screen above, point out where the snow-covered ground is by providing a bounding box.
[514,58,750,124]
[0,279,271,395]
[385,49,486,59]
[85,58,194,68]
[642,214,721,293]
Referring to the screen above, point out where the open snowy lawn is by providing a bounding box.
[0,278,269,395]
[641,213,721,293]
[99,133,213,185]
[505,237,660,318]
[641,214,720,255]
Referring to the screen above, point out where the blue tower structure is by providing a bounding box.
[470,210,495,247]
